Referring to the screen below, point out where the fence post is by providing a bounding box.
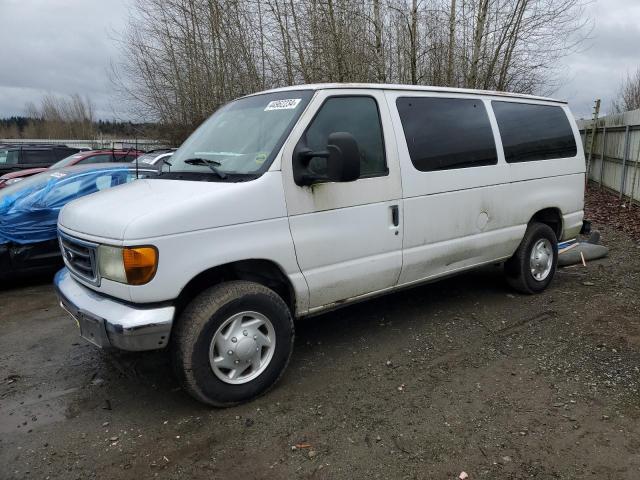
[586,127,597,183]
[620,125,630,200]
[599,126,607,189]
[629,140,640,209]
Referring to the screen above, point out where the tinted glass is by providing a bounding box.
[304,96,387,177]
[22,150,54,164]
[53,149,76,160]
[78,154,112,165]
[492,102,577,162]
[396,97,497,171]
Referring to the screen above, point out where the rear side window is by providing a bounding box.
[492,102,577,162]
[396,97,497,171]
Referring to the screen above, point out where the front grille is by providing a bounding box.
[59,233,99,285]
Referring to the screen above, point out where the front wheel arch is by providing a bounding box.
[173,259,296,320]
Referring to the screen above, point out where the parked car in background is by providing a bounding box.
[0,163,157,280]
[0,149,145,189]
[135,148,176,167]
[54,84,586,407]
[0,144,81,175]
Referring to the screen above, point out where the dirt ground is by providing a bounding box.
[1,220,640,479]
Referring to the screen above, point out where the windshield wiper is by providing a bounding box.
[184,158,227,179]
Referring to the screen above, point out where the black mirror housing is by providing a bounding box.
[326,132,360,183]
[293,131,360,186]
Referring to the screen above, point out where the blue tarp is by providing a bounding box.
[0,168,134,245]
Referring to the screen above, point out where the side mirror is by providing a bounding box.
[293,132,360,186]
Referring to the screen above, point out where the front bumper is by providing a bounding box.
[54,268,174,351]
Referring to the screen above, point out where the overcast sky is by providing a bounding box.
[0,0,638,121]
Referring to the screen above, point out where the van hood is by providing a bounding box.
[58,172,287,241]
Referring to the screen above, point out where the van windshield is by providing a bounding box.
[164,90,313,180]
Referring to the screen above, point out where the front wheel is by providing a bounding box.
[172,281,294,407]
[504,222,558,294]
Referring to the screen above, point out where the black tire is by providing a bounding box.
[504,222,558,294]
[172,281,294,407]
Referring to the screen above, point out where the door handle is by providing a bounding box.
[391,205,399,227]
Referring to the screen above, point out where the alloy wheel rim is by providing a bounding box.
[529,238,553,281]
[209,311,276,385]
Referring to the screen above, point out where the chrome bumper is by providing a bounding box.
[54,268,174,351]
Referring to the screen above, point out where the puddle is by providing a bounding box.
[0,387,79,434]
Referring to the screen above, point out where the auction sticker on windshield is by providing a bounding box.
[264,99,301,111]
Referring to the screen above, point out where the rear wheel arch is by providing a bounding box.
[530,207,563,240]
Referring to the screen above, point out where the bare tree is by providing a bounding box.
[612,67,640,113]
[113,0,591,139]
[447,0,456,85]
[22,93,95,139]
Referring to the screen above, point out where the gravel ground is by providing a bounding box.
[1,224,639,480]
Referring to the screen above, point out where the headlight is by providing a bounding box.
[5,177,23,185]
[97,245,158,285]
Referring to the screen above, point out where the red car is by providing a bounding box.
[0,149,144,189]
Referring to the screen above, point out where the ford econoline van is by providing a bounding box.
[54,84,585,406]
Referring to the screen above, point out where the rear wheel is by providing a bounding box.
[172,281,294,407]
[504,222,558,294]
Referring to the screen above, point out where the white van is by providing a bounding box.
[55,84,585,406]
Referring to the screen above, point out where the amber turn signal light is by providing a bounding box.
[122,246,158,285]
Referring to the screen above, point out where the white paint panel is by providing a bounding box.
[59,172,289,240]
[288,201,402,307]
[63,218,309,311]
[503,174,585,239]
[125,217,307,308]
[398,184,519,284]
[563,211,584,239]
[399,225,523,285]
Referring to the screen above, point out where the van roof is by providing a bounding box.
[253,83,566,104]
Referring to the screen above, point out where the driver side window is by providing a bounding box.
[303,96,388,178]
